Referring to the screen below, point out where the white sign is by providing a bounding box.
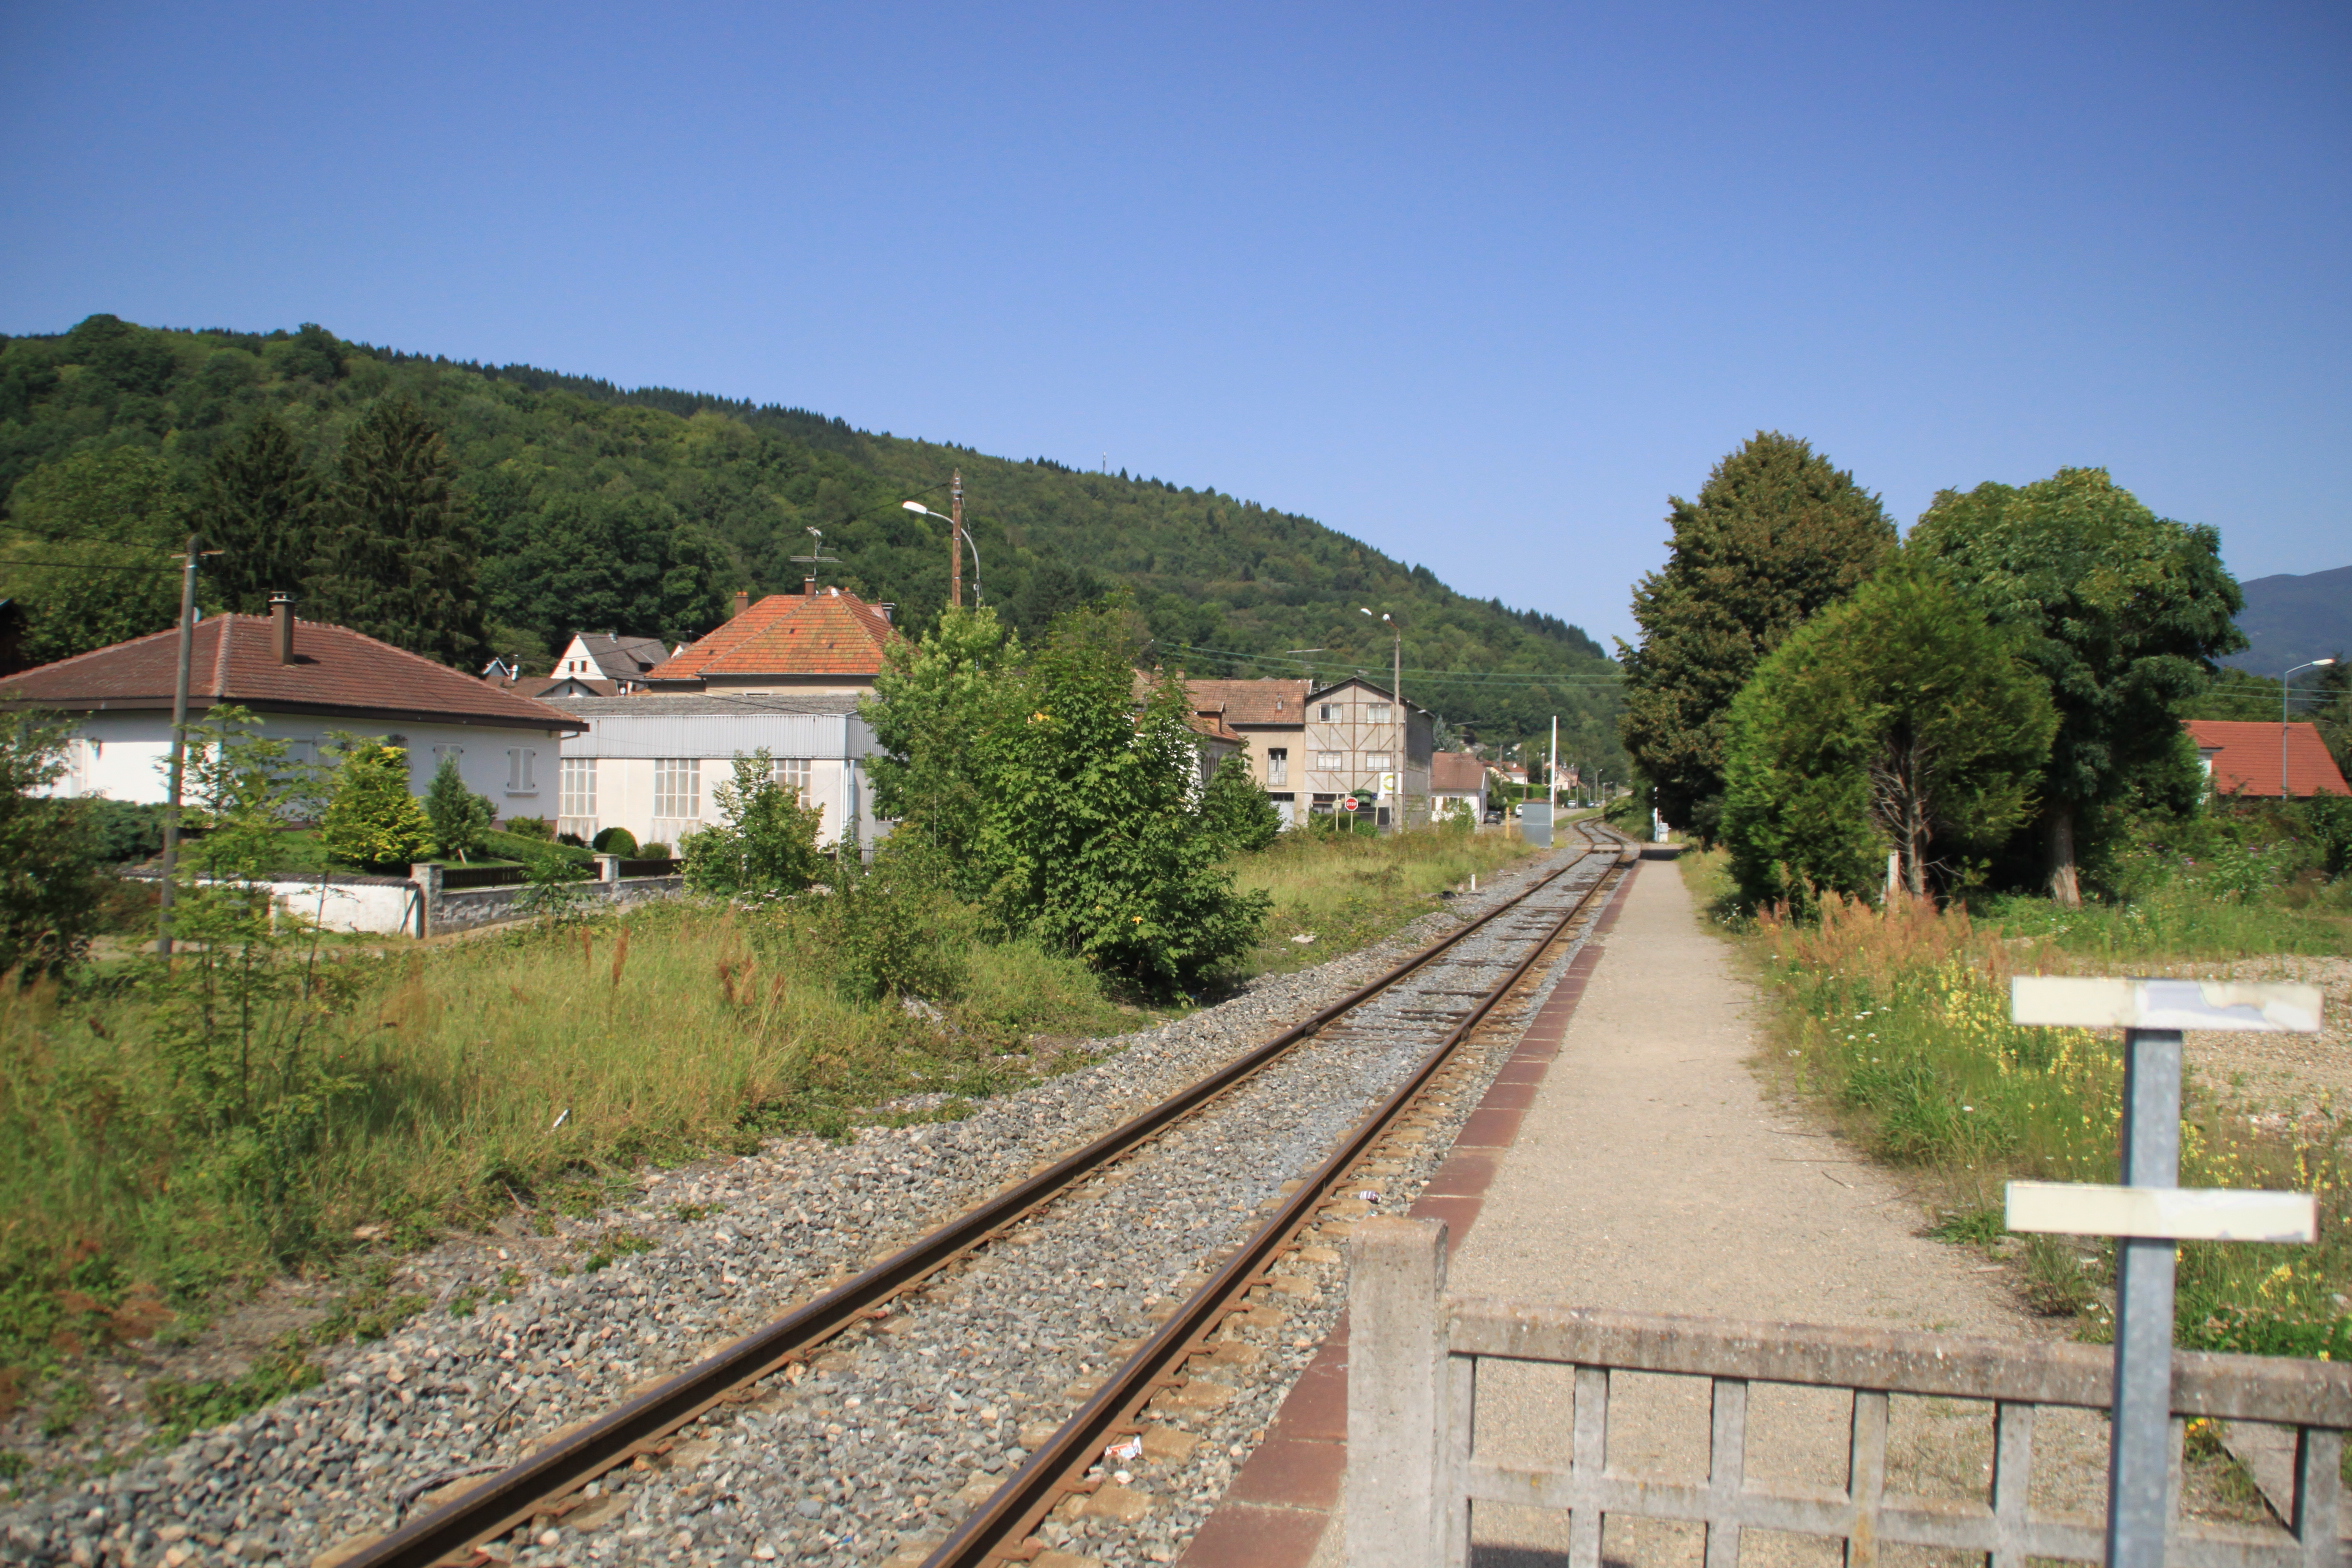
[2006,1181,2316,1244]
[2010,977,2322,1034]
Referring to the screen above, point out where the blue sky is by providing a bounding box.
[3,2,2345,648]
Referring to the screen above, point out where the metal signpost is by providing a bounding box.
[2005,977,2325,1568]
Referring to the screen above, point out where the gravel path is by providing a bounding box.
[0,846,1606,1568]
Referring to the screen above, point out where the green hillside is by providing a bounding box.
[0,314,1622,769]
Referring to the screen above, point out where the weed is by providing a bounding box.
[37,1378,89,1440]
[2020,1236,2100,1317]
[669,1203,725,1223]
[145,1351,322,1445]
[581,1230,656,1273]
[1925,1208,2006,1247]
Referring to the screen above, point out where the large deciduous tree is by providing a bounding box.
[862,605,1024,898]
[308,398,487,667]
[1907,467,2243,906]
[974,603,1269,984]
[191,413,320,614]
[1618,432,1896,843]
[1721,565,2057,911]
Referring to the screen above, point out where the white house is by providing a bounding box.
[10,598,583,812]
[1429,750,1487,822]
[542,693,881,850]
[551,631,672,690]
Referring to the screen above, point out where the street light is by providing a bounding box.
[2283,658,2338,797]
[902,499,984,606]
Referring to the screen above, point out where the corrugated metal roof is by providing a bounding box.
[562,709,875,760]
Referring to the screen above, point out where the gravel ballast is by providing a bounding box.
[0,844,1613,1568]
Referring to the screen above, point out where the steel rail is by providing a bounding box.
[348,828,1618,1568]
[924,821,1635,1565]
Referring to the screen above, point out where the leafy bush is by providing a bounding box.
[639,841,671,859]
[995,609,1269,983]
[1200,754,1282,852]
[318,743,429,870]
[422,754,494,862]
[80,799,173,866]
[504,815,553,841]
[682,749,828,896]
[820,839,971,1002]
[0,708,101,977]
[591,826,638,856]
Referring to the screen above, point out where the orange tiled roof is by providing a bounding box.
[5,615,582,730]
[646,584,899,683]
[2183,720,2349,798]
[1184,678,1310,726]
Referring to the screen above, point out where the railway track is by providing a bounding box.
[346,822,1636,1568]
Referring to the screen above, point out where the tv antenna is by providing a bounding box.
[789,526,840,571]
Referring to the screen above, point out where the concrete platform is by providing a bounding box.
[1186,859,2057,1568]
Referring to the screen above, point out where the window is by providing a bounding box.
[505,748,538,793]
[655,758,701,819]
[1369,704,1391,723]
[561,757,597,821]
[432,743,463,771]
[1366,753,1392,772]
[1318,703,1339,722]
[1316,750,1344,771]
[772,757,813,797]
[1265,747,1288,786]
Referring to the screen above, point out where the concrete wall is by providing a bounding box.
[552,754,870,851]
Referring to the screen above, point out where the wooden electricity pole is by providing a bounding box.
[950,469,964,609]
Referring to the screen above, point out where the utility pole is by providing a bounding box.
[1548,715,1557,810]
[156,533,214,957]
[950,469,964,610]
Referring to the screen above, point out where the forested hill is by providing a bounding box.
[0,314,1621,764]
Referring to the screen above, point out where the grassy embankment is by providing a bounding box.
[0,823,1531,1458]
[1686,845,2352,1356]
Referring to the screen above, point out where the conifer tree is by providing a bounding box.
[192,413,319,614]
[309,398,487,666]
[1618,432,1897,843]
[421,753,494,863]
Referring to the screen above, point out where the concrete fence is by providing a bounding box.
[125,865,688,938]
[1346,1215,2352,1567]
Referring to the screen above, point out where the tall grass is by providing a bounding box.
[0,898,1128,1416]
[1753,883,2352,1357]
[0,824,1524,1439]
[1230,824,1537,973]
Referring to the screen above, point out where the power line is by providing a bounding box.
[1151,641,1624,685]
[1,558,178,571]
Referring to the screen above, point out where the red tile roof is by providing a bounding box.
[646,584,899,683]
[2184,720,2349,798]
[1431,751,1487,793]
[1185,678,1311,726]
[4,615,582,731]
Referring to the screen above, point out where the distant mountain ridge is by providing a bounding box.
[2222,564,2352,674]
[0,314,1626,772]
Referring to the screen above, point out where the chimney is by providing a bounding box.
[270,594,296,664]
[732,590,749,619]
[804,576,818,597]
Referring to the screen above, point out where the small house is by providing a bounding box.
[2183,720,2350,799]
[9,598,583,810]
